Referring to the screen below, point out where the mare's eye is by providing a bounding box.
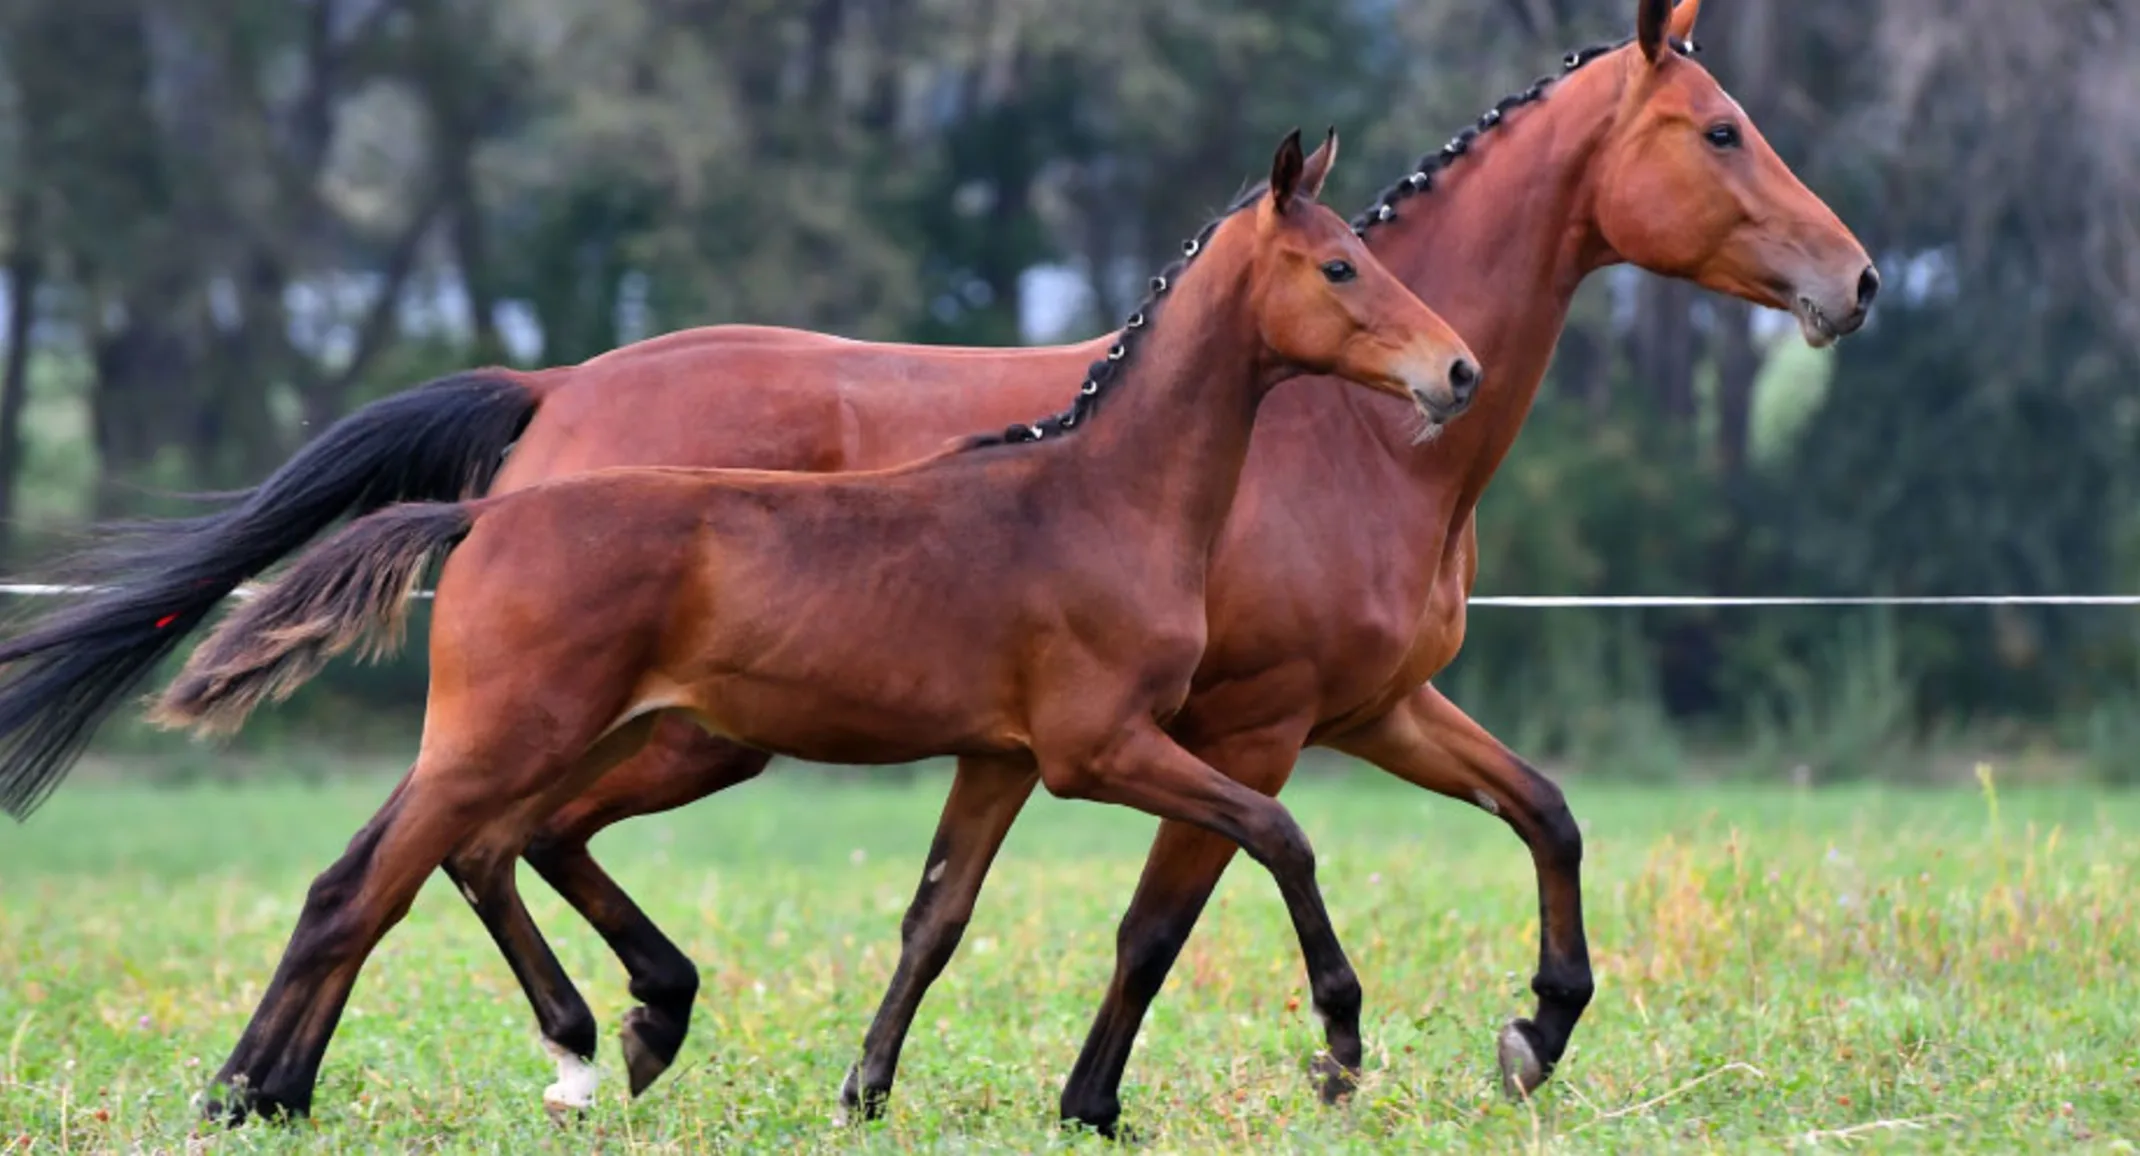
[1321,260,1357,284]
[1705,123,1743,150]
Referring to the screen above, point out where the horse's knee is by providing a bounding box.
[1311,961,1362,1026]
[1527,777,1583,869]
[1241,805,1317,878]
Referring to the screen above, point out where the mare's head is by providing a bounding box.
[1248,130,1482,425]
[1587,0,1878,346]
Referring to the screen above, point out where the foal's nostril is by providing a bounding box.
[1856,265,1882,311]
[1448,358,1481,401]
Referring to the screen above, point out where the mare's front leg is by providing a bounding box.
[1055,722,1311,1136]
[1042,720,1354,1140]
[1328,682,1592,1098]
[837,756,1040,1123]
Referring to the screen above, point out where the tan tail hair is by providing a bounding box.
[151,503,476,736]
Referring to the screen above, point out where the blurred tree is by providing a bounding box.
[2,0,2139,750]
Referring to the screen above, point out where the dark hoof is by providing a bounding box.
[620,1006,680,1097]
[198,1078,302,1128]
[1308,1051,1359,1105]
[833,1064,889,1126]
[1059,1102,1128,1142]
[1497,1018,1552,1100]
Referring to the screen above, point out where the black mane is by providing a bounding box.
[970,34,1696,451]
[961,182,1269,451]
[1351,37,1691,235]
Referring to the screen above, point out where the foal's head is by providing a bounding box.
[1587,0,1879,346]
[1247,131,1483,425]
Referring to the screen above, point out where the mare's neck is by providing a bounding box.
[1349,57,1627,518]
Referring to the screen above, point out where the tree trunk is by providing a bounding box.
[446,157,501,364]
[1634,275,1699,425]
[0,198,40,560]
[1715,298,1760,476]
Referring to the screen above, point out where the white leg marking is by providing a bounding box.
[542,1037,599,1110]
[926,859,947,884]
[1473,790,1500,816]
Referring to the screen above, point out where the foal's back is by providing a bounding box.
[448,451,1151,765]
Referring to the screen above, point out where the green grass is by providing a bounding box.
[2,760,2136,1152]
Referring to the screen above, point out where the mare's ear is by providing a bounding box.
[1268,129,1306,215]
[1296,127,1340,202]
[1667,0,1703,44]
[1637,0,1672,63]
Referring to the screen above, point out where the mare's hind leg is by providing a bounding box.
[1041,721,1360,1139]
[838,756,1040,1123]
[1329,684,1591,1099]
[523,722,775,1096]
[1055,722,1308,1137]
[205,768,499,1123]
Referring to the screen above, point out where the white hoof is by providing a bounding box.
[541,1038,599,1118]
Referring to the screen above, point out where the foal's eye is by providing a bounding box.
[1704,123,1743,150]
[1321,260,1357,284]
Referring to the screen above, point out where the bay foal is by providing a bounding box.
[146,132,1479,1124]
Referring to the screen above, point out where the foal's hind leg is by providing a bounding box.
[1329,684,1591,1099]
[524,724,774,1096]
[448,721,771,1106]
[838,756,1039,1123]
[440,852,600,1117]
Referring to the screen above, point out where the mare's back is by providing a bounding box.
[501,332,1104,486]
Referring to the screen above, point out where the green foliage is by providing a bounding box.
[3,0,2140,773]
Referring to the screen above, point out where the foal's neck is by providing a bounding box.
[1347,56,1626,519]
[1034,239,1275,552]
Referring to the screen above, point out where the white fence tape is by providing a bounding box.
[4,584,2140,608]
[1466,595,2140,608]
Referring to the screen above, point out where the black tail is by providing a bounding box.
[0,370,538,820]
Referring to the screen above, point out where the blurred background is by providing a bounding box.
[0,0,2136,784]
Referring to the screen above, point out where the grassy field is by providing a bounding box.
[1,759,2135,1153]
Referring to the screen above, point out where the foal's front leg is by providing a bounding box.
[837,757,1040,1122]
[1042,721,1357,1139]
[1328,683,1593,1098]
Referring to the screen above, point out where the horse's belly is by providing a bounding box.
[678,671,1019,767]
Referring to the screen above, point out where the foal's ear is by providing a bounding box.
[1667,0,1703,44]
[1269,128,1307,215]
[1636,0,1672,63]
[1297,127,1340,202]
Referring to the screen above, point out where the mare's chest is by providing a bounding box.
[1191,437,1475,737]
